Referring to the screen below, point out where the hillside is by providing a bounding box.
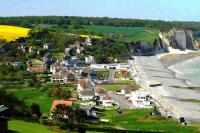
[0,25,30,42]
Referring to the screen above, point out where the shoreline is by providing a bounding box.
[161,54,200,87]
[132,55,200,123]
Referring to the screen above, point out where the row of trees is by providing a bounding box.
[1,16,200,30]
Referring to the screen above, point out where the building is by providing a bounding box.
[77,79,95,92]
[85,56,96,64]
[95,88,107,99]
[27,59,46,73]
[50,100,73,119]
[121,84,136,97]
[100,96,114,107]
[43,43,55,50]
[90,63,129,70]
[65,48,71,57]
[50,61,62,74]
[130,89,152,108]
[0,105,9,133]
[85,36,93,46]
[51,70,76,84]
[78,90,95,100]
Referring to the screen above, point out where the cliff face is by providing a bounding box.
[157,28,197,51]
[127,28,200,56]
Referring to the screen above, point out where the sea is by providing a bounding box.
[168,56,200,87]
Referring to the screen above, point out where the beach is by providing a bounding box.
[132,55,200,123]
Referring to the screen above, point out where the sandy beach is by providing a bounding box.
[132,55,200,123]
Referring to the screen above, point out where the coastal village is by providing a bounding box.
[1,17,200,133]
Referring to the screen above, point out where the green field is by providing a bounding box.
[9,120,61,133]
[100,85,122,92]
[83,25,159,43]
[14,89,56,114]
[99,109,199,133]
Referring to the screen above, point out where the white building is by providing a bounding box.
[130,89,152,108]
[85,56,96,64]
[90,63,129,70]
[77,79,95,92]
[79,90,95,100]
[100,96,114,107]
[95,88,107,99]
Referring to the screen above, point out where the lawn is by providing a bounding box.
[100,85,122,92]
[83,25,159,43]
[99,109,199,133]
[0,25,30,42]
[9,120,61,133]
[13,89,57,114]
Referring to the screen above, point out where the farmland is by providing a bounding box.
[0,25,30,41]
[83,25,159,43]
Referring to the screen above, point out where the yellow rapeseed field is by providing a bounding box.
[80,34,102,39]
[0,25,31,42]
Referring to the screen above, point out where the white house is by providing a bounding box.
[100,96,114,107]
[121,84,136,97]
[85,56,96,64]
[90,63,129,70]
[94,88,107,99]
[85,36,92,46]
[50,61,62,74]
[79,90,95,100]
[130,89,152,108]
[77,79,95,92]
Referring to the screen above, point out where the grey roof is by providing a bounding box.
[0,105,9,113]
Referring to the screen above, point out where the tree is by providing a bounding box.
[30,103,42,120]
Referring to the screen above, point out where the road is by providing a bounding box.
[107,69,116,83]
[107,91,134,109]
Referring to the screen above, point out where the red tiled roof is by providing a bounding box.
[50,100,73,112]
[95,88,106,94]
[78,79,94,87]
[101,96,111,100]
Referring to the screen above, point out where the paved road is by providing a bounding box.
[107,91,134,109]
[107,69,116,83]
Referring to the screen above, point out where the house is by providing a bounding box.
[130,89,152,108]
[27,59,46,73]
[100,96,114,107]
[0,47,5,54]
[50,100,73,112]
[85,56,96,64]
[95,88,107,99]
[78,90,95,100]
[43,52,54,68]
[77,79,95,91]
[20,46,35,53]
[43,43,55,50]
[121,84,136,97]
[50,100,73,119]
[50,61,62,74]
[80,105,99,119]
[51,70,76,84]
[65,48,72,57]
[43,52,53,62]
[0,105,9,133]
[85,36,93,46]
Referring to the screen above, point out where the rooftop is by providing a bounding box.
[50,100,73,112]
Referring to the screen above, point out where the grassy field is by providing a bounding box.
[100,85,122,92]
[99,109,199,133]
[83,25,159,43]
[0,25,30,41]
[9,120,61,133]
[13,89,57,114]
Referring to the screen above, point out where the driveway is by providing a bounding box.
[107,91,134,109]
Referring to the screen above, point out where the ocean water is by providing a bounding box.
[168,57,200,86]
